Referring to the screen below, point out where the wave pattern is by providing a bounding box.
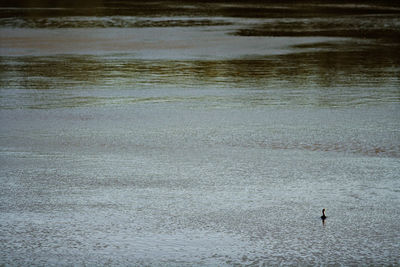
[264,141,400,158]
[0,16,231,28]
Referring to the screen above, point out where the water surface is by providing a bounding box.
[1,1,400,266]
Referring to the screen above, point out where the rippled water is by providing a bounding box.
[1,1,400,266]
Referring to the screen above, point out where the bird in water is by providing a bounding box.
[321,209,327,220]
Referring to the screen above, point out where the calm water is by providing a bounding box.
[1,1,400,266]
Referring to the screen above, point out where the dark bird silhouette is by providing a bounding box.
[321,208,327,220]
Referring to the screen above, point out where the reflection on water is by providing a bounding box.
[1,41,399,109]
[234,15,400,40]
[1,1,400,19]
[0,16,232,28]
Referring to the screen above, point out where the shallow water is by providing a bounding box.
[1,1,400,266]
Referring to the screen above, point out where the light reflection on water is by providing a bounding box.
[0,46,399,109]
[22,48,394,90]
[1,1,400,266]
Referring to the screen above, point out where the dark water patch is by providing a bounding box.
[211,4,400,19]
[1,1,400,22]
[1,41,399,89]
[0,4,206,18]
[0,17,231,28]
[234,15,400,41]
[292,42,355,49]
[1,42,399,109]
[236,27,400,41]
[0,55,106,88]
